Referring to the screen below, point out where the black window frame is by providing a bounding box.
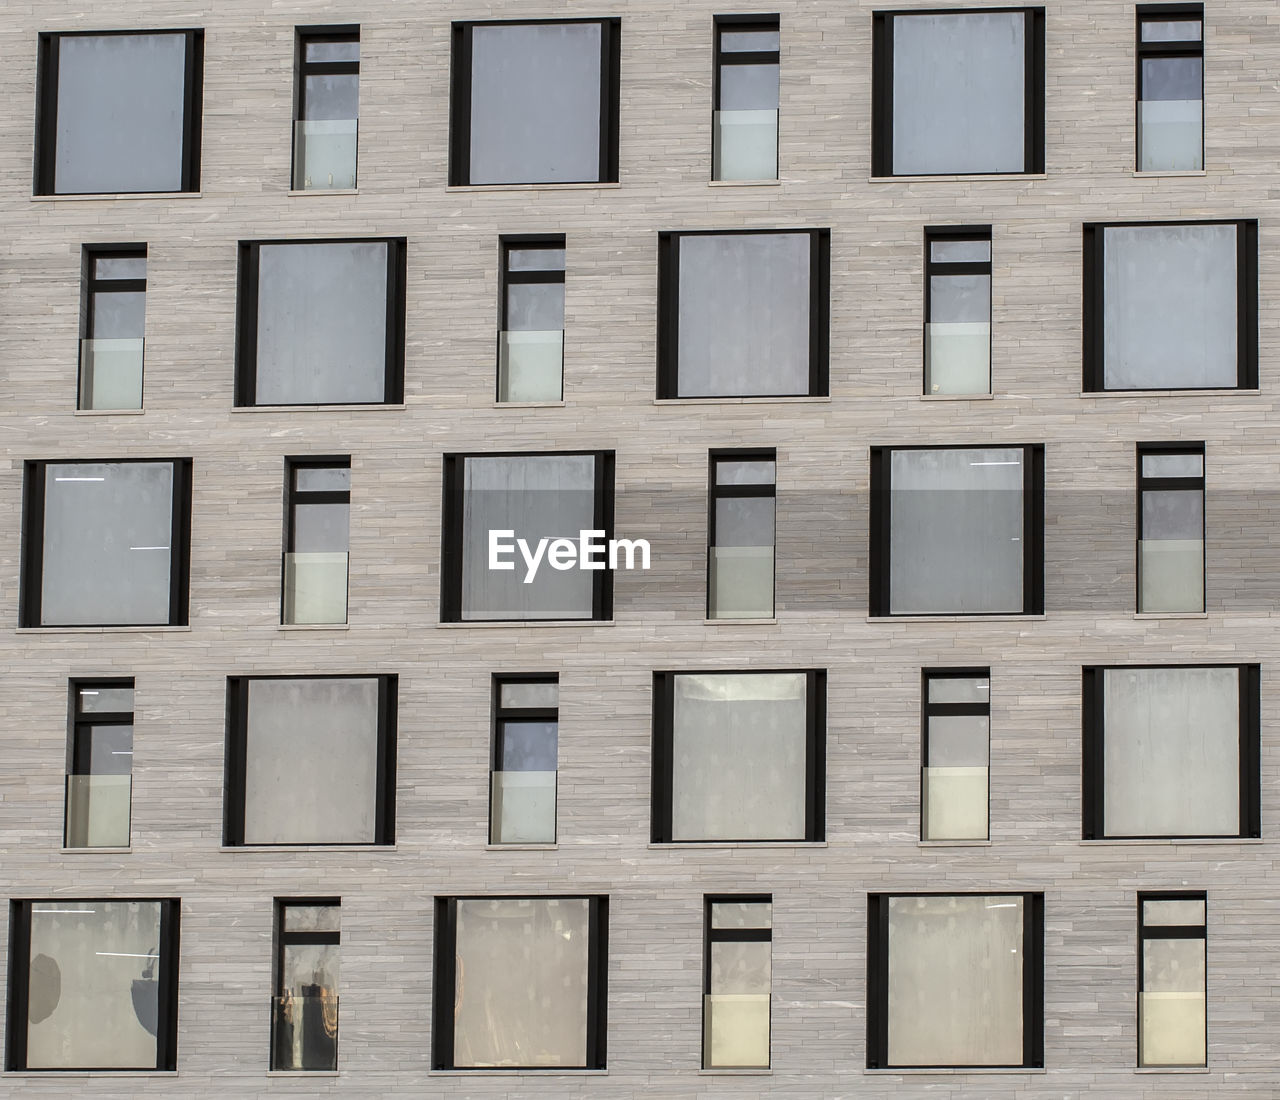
[1136,442,1205,613]
[1135,4,1204,173]
[79,243,148,410]
[35,29,204,197]
[702,893,772,1070]
[271,896,341,1071]
[497,234,567,402]
[656,227,831,399]
[448,18,621,187]
[871,8,1046,177]
[706,448,777,619]
[65,677,135,849]
[282,455,351,625]
[923,224,992,394]
[920,667,990,842]
[1137,889,1207,1069]
[292,25,360,191]
[490,673,560,845]
[712,15,781,182]
[1081,663,1261,840]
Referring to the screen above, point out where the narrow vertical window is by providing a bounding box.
[921,670,990,841]
[707,450,776,619]
[294,28,359,190]
[713,17,779,181]
[1137,6,1203,172]
[65,680,134,848]
[498,237,565,403]
[490,676,559,844]
[704,897,771,1069]
[283,458,351,625]
[1138,892,1207,1067]
[79,246,146,410]
[924,227,991,395]
[1137,444,1204,613]
[272,900,341,1071]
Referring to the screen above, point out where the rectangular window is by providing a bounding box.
[1083,220,1258,391]
[65,680,134,849]
[707,450,776,619]
[224,675,397,846]
[924,226,991,395]
[498,236,565,403]
[1082,665,1260,840]
[872,9,1045,176]
[713,17,779,181]
[440,451,615,623]
[657,229,829,398]
[79,245,146,411]
[1137,444,1204,613]
[21,459,192,628]
[490,676,559,844]
[235,238,406,407]
[869,444,1045,616]
[272,900,340,1071]
[432,896,608,1069]
[651,670,825,843]
[1138,892,1207,1068]
[1137,5,1203,172]
[450,20,620,186]
[921,669,989,841]
[867,893,1044,1069]
[283,458,350,625]
[6,899,179,1071]
[703,896,771,1069]
[293,27,359,190]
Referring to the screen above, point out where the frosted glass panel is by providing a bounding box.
[709,546,775,619]
[293,120,358,190]
[713,110,778,181]
[1138,539,1204,613]
[923,767,989,840]
[1139,99,1202,172]
[925,322,991,394]
[1144,899,1205,926]
[283,552,349,625]
[928,677,989,705]
[80,338,144,410]
[705,996,770,1067]
[491,771,557,843]
[498,330,564,402]
[1142,993,1206,1066]
[65,775,131,848]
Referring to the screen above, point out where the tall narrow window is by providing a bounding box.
[704,897,771,1069]
[283,458,350,625]
[293,28,359,190]
[1137,444,1204,613]
[921,670,989,841]
[79,246,146,410]
[272,900,340,1071]
[708,450,776,619]
[1138,892,1207,1068]
[713,18,779,181]
[924,227,991,395]
[490,676,559,844]
[1137,6,1203,172]
[498,237,565,403]
[65,680,134,848]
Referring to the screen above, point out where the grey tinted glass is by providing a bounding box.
[930,274,990,324]
[77,724,133,775]
[507,283,565,331]
[78,686,134,713]
[509,248,566,271]
[91,290,145,340]
[930,239,991,263]
[468,23,602,185]
[54,34,189,194]
[1142,57,1201,101]
[715,497,774,546]
[716,460,775,485]
[94,256,146,280]
[306,40,359,62]
[1143,490,1202,541]
[500,681,559,709]
[1141,20,1201,42]
[928,676,989,704]
[295,466,350,492]
[927,715,990,766]
[283,904,341,933]
[1142,453,1203,478]
[293,502,350,552]
[721,30,779,51]
[711,901,772,929]
[720,64,779,111]
[499,720,558,771]
[303,73,359,120]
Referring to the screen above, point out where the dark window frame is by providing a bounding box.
[292,26,360,190]
[712,15,781,181]
[490,673,560,845]
[1135,4,1204,173]
[65,677,135,848]
[271,897,341,1071]
[706,448,777,618]
[1137,889,1207,1068]
[282,455,351,625]
[497,234,567,402]
[1136,442,1205,613]
[923,224,992,394]
[920,667,990,842]
[79,243,148,410]
[702,893,772,1070]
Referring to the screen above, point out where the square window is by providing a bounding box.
[703,896,772,1069]
[235,238,407,407]
[293,27,359,190]
[272,899,341,1070]
[498,236,566,402]
[713,17,780,181]
[1137,443,1205,613]
[924,226,992,395]
[79,245,147,411]
[490,675,559,844]
[283,458,351,625]
[1137,5,1203,172]
[36,31,203,196]
[1138,891,1207,1067]
[65,679,135,848]
[921,669,990,841]
[657,229,829,398]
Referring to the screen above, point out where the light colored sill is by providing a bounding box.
[708,179,781,187]
[278,623,350,631]
[869,174,1047,184]
[267,1070,340,1076]
[74,408,145,416]
[437,620,614,629]
[699,1068,772,1075]
[17,625,191,634]
[1080,837,1262,846]
[494,401,566,408]
[1081,389,1258,398]
[648,841,828,849]
[230,403,405,413]
[32,192,201,201]
[446,182,621,193]
[704,618,777,625]
[1132,170,1208,178]
[220,844,396,852]
[431,1069,608,1076]
[866,614,1046,623]
[1134,612,1208,619]
[654,396,830,405]
[1134,1066,1210,1073]
[6,1071,179,1077]
[61,847,131,854]
[865,1067,1046,1075]
[484,843,557,851]
[287,189,358,196]
[921,392,994,401]
[919,840,992,847]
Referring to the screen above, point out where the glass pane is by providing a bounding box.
[91,289,145,341]
[1142,453,1204,478]
[1139,96,1203,172]
[498,720,558,772]
[506,282,565,331]
[1143,899,1206,927]
[293,119,358,190]
[1142,56,1202,102]
[720,64,779,111]
[78,685,134,714]
[276,941,339,1070]
[713,109,778,181]
[923,766,989,840]
[1139,487,1204,613]
[79,339,144,411]
[295,466,350,493]
[925,322,990,395]
[306,40,359,62]
[65,774,131,847]
[498,330,564,402]
[508,248,565,272]
[94,256,146,280]
[715,460,775,486]
[710,901,771,929]
[282,942,340,994]
[283,905,341,933]
[927,715,989,767]
[500,681,559,709]
[490,770,557,843]
[720,30,779,51]
[1144,937,1205,994]
[283,553,349,625]
[1142,489,1202,541]
[1141,990,1206,1067]
[293,501,350,553]
[710,545,775,619]
[1141,20,1202,42]
[930,239,991,263]
[302,72,359,121]
[930,275,990,325]
[75,724,134,776]
[711,940,770,996]
[715,496,774,548]
[927,676,989,705]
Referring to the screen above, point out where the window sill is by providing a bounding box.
[230,403,406,413]
[1081,389,1258,399]
[704,617,777,625]
[220,844,397,852]
[287,189,358,196]
[920,392,994,401]
[1134,1066,1210,1074]
[430,1069,608,1076]
[868,174,1047,184]
[438,620,615,629]
[32,191,202,201]
[61,847,131,854]
[699,1068,772,1075]
[17,625,191,634]
[865,1067,1046,1075]
[918,840,992,847]
[484,843,557,851]
[648,841,828,849]
[74,408,146,416]
[866,614,1046,623]
[653,396,830,405]
[266,1070,341,1076]
[1134,612,1208,619]
[446,182,621,193]
[6,1071,180,1077]
[279,622,350,631]
[494,401,566,408]
[708,179,781,187]
[1132,170,1208,178]
[1080,837,1262,846]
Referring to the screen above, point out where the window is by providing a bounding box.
[283,458,350,625]
[713,17,779,181]
[1137,444,1204,613]
[703,896,771,1069]
[449,20,620,186]
[224,675,397,846]
[1138,892,1207,1068]
[651,670,825,843]
[6,899,179,1071]
[35,30,203,195]
[432,896,608,1069]
[235,238,406,407]
[498,237,565,403]
[65,680,134,849]
[707,450,776,619]
[79,246,146,410]
[866,893,1044,1069]
[440,451,615,623]
[921,669,989,841]
[869,444,1044,616]
[1137,5,1203,172]
[657,229,829,398]
[1082,220,1258,391]
[272,900,340,1071]
[924,226,991,395]
[872,9,1045,176]
[20,459,192,628]
[293,28,359,191]
[490,676,559,844]
[1082,665,1260,840]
